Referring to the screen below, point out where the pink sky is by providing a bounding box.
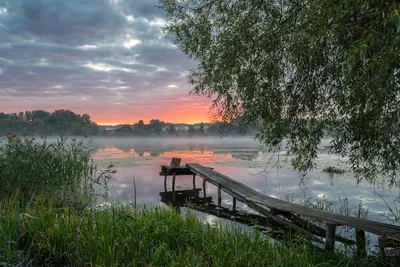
[0,0,214,125]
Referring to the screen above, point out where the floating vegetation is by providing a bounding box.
[323,166,347,174]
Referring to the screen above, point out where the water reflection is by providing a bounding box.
[89,137,400,228]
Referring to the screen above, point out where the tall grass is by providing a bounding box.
[0,136,102,205]
[1,199,386,267]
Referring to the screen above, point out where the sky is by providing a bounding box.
[0,0,213,125]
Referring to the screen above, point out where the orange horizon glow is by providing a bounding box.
[1,94,216,126]
[91,97,216,125]
[94,113,213,126]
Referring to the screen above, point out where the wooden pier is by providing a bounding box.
[160,161,400,256]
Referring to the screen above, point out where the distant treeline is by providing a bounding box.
[0,110,99,136]
[0,110,256,137]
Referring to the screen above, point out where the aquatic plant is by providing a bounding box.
[0,136,111,205]
[323,166,347,174]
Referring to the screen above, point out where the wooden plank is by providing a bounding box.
[186,163,400,242]
[276,207,355,246]
[160,165,213,176]
[170,158,181,167]
[188,166,325,244]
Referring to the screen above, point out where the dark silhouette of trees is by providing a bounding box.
[0,110,100,136]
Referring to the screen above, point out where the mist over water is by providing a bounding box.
[7,136,397,251]
[84,137,399,224]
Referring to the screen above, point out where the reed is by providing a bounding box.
[0,136,110,206]
[1,199,389,267]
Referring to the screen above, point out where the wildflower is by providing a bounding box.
[72,137,76,142]
[15,137,22,143]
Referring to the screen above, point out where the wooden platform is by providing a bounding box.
[185,163,400,255]
[160,165,196,176]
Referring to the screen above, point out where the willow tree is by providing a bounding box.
[160,0,400,183]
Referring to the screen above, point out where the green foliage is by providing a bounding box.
[0,110,100,136]
[160,0,400,183]
[323,166,347,174]
[0,201,383,266]
[114,124,134,135]
[0,136,95,203]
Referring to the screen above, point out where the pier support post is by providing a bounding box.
[193,174,196,189]
[378,237,386,258]
[356,229,366,258]
[217,183,222,217]
[172,172,176,202]
[217,183,222,207]
[325,224,336,251]
[232,197,236,210]
[164,175,167,192]
[203,179,207,199]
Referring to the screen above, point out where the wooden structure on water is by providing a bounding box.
[160,160,400,256]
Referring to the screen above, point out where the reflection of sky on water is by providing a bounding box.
[91,137,400,228]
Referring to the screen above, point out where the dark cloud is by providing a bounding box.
[120,0,164,19]
[0,0,207,123]
[1,0,127,44]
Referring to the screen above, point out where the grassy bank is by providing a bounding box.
[1,199,377,267]
[0,137,393,266]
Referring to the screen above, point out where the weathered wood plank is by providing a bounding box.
[160,165,213,176]
[186,163,400,242]
[277,207,355,246]
[170,158,181,167]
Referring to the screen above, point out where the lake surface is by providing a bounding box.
[89,137,399,252]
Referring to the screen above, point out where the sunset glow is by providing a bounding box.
[0,0,213,125]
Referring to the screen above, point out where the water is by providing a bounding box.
[89,137,399,252]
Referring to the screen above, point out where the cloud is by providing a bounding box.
[0,0,211,123]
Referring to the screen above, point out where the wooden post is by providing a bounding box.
[172,172,176,202]
[164,175,167,192]
[378,236,386,258]
[356,229,366,258]
[325,224,336,251]
[232,197,237,210]
[217,183,222,217]
[217,183,222,207]
[193,174,196,189]
[203,179,207,198]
